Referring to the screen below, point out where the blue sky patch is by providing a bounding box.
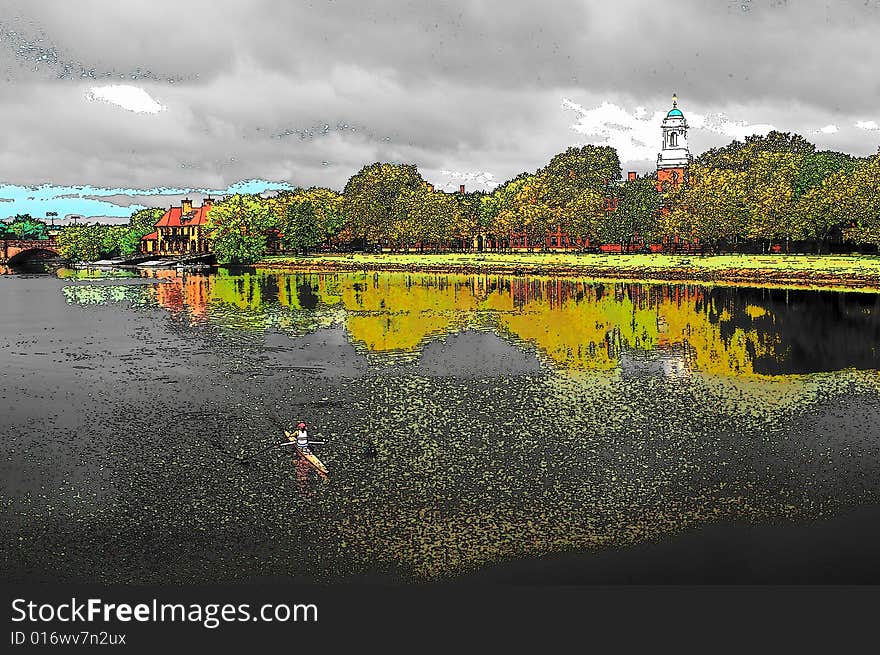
[0,179,295,222]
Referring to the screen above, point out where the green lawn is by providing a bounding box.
[259,251,880,277]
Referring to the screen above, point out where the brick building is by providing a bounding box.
[140,198,214,256]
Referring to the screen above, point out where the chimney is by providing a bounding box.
[203,196,214,208]
[459,184,466,194]
[627,171,637,181]
[181,198,193,213]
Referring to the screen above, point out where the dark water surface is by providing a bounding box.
[2,266,880,583]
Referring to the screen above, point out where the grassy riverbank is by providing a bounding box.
[257,252,880,290]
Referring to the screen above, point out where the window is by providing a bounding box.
[669,132,677,147]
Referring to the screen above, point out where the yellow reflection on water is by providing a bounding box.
[59,268,880,380]
[340,274,481,352]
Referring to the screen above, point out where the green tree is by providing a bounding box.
[481,173,534,247]
[343,163,424,246]
[100,225,133,257]
[607,176,663,249]
[480,147,620,250]
[387,187,421,250]
[453,189,485,250]
[743,131,815,156]
[381,182,456,251]
[672,144,807,251]
[128,207,165,235]
[795,151,858,198]
[745,151,803,249]
[96,207,165,257]
[6,214,49,240]
[55,224,106,262]
[559,187,605,244]
[396,185,457,251]
[282,200,322,253]
[303,187,345,245]
[794,166,854,252]
[205,194,276,265]
[273,187,345,250]
[496,175,555,250]
[697,130,816,171]
[840,154,880,246]
[116,229,148,257]
[539,146,622,208]
[663,165,750,251]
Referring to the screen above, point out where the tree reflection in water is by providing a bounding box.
[62,268,880,378]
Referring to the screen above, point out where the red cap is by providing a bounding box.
[297,422,306,428]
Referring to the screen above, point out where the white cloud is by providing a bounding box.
[561,99,662,161]
[814,124,839,134]
[437,169,497,192]
[85,85,167,114]
[561,98,775,162]
[687,112,775,141]
[856,120,879,131]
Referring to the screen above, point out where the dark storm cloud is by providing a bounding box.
[9,0,875,105]
[0,0,878,208]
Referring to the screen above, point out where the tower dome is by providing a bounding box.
[663,94,686,121]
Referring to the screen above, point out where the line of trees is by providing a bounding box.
[2,208,165,262]
[11,129,880,265]
[51,208,163,262]
[663,132,880,253]
[206,146,625,263]
[201,132,880,263]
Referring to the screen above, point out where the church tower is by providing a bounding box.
[656,94,692,190]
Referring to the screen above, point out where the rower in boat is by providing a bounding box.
[282,422,329,476]
[295,422,310,451]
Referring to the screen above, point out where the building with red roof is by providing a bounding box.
[140,197,214,256]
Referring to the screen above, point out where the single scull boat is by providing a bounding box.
[284,430,329,475]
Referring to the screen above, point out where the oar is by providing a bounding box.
[239,441,289,465]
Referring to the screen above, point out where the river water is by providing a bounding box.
[2,265,880,583]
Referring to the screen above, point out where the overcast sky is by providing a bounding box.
[1,0,879,221]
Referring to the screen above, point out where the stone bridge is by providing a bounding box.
[0,237,62,264]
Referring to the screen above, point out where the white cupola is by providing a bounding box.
[657,94,692,171]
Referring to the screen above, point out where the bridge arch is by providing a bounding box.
[3,243,62,265]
